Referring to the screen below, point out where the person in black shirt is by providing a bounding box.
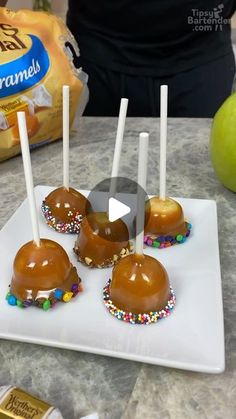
[67,1,236,117]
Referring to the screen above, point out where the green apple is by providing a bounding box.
[210,93,236,192]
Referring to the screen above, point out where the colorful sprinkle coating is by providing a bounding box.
[8,295,17,306]
[54,289,63,300]
[62,292,73,303]
[103,280,176,325]
[43,299,51,311]
[144,223,192,248]
[71,283,79,293]
[6,281,82,310]
[17,299,24,308]
[41,201,83,234]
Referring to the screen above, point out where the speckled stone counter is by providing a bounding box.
[0,118,235,419]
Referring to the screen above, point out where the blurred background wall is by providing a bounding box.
[5,0,236,57]
[7,0,67,19]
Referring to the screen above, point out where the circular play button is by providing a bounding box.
[108,197,131,222]
[85,177,150,242]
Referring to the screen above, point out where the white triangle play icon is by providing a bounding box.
[108,197,131,222]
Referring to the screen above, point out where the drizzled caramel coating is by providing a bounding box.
[11,239,80,301]
[74,212,130,267]
[110,253,170,314]
[44,186,90,223]
[145,197,188,236]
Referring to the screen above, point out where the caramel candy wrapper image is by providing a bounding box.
[0,386,100,419]
[0,386,63,418]
[0,7,88,161]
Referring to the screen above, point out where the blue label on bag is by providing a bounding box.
[0,34,50,98]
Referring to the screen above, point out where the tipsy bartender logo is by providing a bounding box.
[0,23,50,98]
[188,3,230,31]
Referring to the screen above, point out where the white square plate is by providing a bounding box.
[0,186,224,373]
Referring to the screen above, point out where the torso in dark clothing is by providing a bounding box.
[67,0,236,76]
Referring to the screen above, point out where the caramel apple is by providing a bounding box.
[42,186,91,234]
[103,253,175,325]
[144,197,191,248]
[6,239,82,310]
[74,211,132,268]
[103,132,176,325]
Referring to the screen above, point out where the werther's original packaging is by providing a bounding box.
[0,7,88,161]
[0,385,63,418]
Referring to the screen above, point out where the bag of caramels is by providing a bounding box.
[0,7,88,161]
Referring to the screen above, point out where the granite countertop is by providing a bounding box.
[0,117,235,419]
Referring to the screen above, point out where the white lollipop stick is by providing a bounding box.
[17,112,40,247]
[109,98,128,199]
[136,132,149,255]
[159,85,168,200]
[63,85,70,190]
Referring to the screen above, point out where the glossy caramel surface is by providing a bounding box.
[110,253,170,313]
[75,212,130,266]
[45,186,90,223]
[11,239,78,301]
[145,197,187,235]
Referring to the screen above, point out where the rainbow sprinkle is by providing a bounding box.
[41,201,83,234]
[6,281,82,310]
[144,223,192,248]
[103,280,176,325]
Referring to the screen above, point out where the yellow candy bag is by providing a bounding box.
[0,7,88,161]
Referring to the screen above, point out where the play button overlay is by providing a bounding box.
[108,197,131,222]
[85,177,150,242]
